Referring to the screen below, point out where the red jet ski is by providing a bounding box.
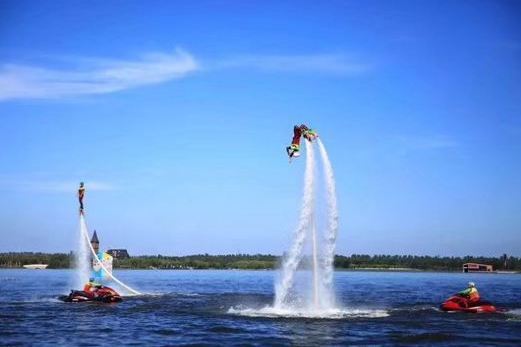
[60,286,122,303]
[440,295,496,313]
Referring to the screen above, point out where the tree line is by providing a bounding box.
[335,254,520,271]
[0,252,73,268]
[0,252,519,271]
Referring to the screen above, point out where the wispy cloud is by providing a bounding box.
[0,48,198,101]
[213,53,371,75]
[0,49,371,101]
[0,177,115,193]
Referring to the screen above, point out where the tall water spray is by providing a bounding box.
[77,214,141,295]
[75,216,91,289]
[72,183,141,295]
[317,138,339,308]
[274,140,316,308]
[230,141,390,318]
[310,219,320,309]
[274,138,339,312]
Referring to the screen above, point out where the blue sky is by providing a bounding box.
[0,0,520,256]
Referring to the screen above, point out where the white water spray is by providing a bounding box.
[317,138,339,307]
[78,215,141,295]
[229,136,391,318]
[274,140,315,308]
[310,219,320,309]
[273,137,339,313]
[75,218,91,290]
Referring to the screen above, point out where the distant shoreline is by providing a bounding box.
[1,252,519,272]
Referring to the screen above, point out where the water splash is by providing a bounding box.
[311,219,320,309]
[274,140,316,308]
[317,138,338,308]
[228,306,388,319]
[79,214,141,295]
[74,216,91,289]
[273,138,339,314]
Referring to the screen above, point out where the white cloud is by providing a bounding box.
[213,53,371,75]
[0,48,198,101]
[0,49,371,101]
[0,177,115,193]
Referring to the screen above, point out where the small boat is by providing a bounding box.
[440,295,497,313]
[59,286,122,303]
[23,264,48,269]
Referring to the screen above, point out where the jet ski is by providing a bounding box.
[59,286,122,303]
[440,295,496,313]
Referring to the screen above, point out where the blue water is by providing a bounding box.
[1,269,520,346]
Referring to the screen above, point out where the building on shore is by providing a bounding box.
[90,230,129,259]
[23,264,48,269]
[88,229,114,280]
[107,249,130,259]
[463,263,493,273]
[91,230,99,254]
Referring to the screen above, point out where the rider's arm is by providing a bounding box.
[458,288,471,296]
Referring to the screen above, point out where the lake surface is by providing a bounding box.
[1,269,520,346]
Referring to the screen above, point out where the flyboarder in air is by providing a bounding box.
[286,125,303,159]
[78,182,85,214]
[286,124,318,159]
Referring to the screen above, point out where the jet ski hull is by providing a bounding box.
[440,296,496,313]
[59,288,122,303]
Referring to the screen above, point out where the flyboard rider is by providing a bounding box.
[286,124,319,159]
[286,125,303,159]
[457,282,481,307]
[78,182,85,214]
[60,182,123,303]
[83,278,103,298]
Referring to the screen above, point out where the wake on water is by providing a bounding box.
[231,139,358,319]
[228,306,389,319]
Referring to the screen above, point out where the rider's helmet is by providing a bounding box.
[468,282,475,288]
[80,182,84,187]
